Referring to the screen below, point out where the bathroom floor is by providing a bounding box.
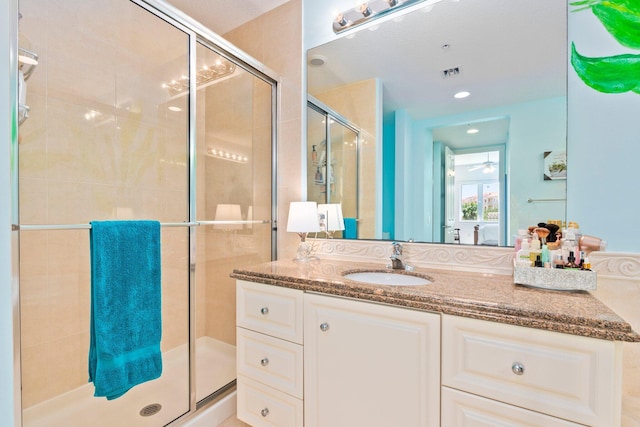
[219,416,250,427]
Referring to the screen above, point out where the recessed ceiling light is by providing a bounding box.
[454,91,470,99]
[168,106,182,112]
[466,128,479,134]
[309,55,326,66]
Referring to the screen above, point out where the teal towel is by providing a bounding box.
[89,220,162,400]
[344,218,357,239]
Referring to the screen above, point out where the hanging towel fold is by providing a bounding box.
[89,220,162,400]
[343,218,357,239]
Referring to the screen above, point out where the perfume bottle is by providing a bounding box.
[311,145,317,162]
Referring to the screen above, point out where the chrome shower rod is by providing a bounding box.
[16,220,271,231]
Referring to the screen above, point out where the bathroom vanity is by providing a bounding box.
[232,259,639,427]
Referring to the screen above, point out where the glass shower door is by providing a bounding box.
[194,41,274,404]
[18,0,191,425]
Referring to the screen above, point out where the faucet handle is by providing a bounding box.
[391,241,403,255]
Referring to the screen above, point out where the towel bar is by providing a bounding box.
[16,220,272,231]
[527,198,566,203]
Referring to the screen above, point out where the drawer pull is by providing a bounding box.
[261,408,269,417]
[512,362,525,375]
[260,357,269,367]
[260,307,269,315]
[320,322,330,332]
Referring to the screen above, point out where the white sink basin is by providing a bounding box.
[343,271,431,286]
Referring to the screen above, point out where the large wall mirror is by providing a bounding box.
[306,0,567,247]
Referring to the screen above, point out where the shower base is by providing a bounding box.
[23,336,236,427]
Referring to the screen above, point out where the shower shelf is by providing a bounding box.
[18,104,29,126]
[18,47,38,128]
[18,47,38,81]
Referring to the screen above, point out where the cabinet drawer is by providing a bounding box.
[237,375,303,427]
[442,387,583,426]
[236,280,303,344]
[442,315,622,427]
[237,327,303,398]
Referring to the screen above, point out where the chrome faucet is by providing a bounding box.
[390,242,405,270]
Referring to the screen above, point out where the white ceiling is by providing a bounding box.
[165,0,290,35]
[307,0,567,122]
[164,0,565,153]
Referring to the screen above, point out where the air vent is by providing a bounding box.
[441,66,461,78]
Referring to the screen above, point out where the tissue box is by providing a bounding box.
[513,265,596,291]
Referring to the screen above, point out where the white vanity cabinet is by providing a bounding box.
[441,314,623,427]
[303,292,441,427]
[236,280,624,427]
[236,280,304,427]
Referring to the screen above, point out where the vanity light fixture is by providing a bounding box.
[333,0,444,34]
[168,106,182,112]
[454,91,470,99]
[360,3,373,17]
[206,148,249,164]
[162,58,236,97]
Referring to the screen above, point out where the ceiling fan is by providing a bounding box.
[468,154,496,174]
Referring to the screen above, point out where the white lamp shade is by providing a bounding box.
[287,201,321,233]
[214,204,242,230]
[318,203,345,231]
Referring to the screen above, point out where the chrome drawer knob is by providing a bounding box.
[512,362,525,375]
[260,357,269,367]
[261,408,269,417]
[320,322,330,332]
[260,307,269,315]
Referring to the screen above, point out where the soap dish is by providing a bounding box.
[513,265,596,291]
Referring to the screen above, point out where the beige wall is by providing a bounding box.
[224,0,303,261]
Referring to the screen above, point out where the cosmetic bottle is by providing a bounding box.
[564,251,580,270]
[553,254,564,269]
[516,240,531,266]
[534,254,543,268]
[529,232,541,263]
[514,229,529,252]
[568,221,582,243]
[561,230,577,261]
[540,244,549,262]
[582,257,591,270]
[311,145,317,162]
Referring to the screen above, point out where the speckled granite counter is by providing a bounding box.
[231,258,640,342]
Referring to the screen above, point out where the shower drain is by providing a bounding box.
[140,403,162,417]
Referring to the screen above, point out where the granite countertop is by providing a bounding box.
[231,258,640,342]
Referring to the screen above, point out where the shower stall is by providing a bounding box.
[14,0,276,425]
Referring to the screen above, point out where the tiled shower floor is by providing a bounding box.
[23,337,236,427]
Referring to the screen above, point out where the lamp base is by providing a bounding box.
[293,240,318,262]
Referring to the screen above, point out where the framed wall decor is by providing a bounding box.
[543,150,567,180]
